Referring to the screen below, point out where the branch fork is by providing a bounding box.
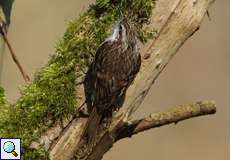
[47,0,216,159]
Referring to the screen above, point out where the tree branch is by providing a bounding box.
[0,0,30,83]
[84,101,216,160]
[0,0,217,159]
[124,0,216,117]
[0,28,30,83]
[49,0,216,159]
[0,0,14,81]
[116,101,216,140]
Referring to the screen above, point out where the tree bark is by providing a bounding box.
[47,0,216,160]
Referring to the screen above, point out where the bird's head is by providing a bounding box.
[107,17,136,45]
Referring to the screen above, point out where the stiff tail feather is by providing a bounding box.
[82,107,101,144]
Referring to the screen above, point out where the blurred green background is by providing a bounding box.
[0,0,229,160]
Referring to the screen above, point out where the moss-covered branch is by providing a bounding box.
[0,0,216,159]
[0,0,156,159]
[50,0,216,159]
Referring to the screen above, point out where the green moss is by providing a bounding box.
[0,87,7,106]
[0,0,155,159]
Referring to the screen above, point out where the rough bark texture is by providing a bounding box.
[48,0,216,160]
[79,101,216,160]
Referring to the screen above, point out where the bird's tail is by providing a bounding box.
[82,107,101,144]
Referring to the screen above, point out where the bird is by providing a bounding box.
[83,16,141,143]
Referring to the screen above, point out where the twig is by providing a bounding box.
[116,101,216,140]
[0,22,30,83]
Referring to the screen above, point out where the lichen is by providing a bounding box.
[0,0,156,159]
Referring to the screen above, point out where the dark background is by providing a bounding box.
[0,1,229,160]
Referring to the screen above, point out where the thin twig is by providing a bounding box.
[0,22,30,83]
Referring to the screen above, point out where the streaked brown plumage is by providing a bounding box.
[84,16,141,142]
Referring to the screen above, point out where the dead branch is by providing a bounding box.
[0,19,30,83]
[48,0,216,159]
[116,101,216,140]
[84,101,216,160]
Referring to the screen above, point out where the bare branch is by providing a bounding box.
[124,0,216,117]
[0,0,14,81]
[116,101,216,140]
[0,12,30,83]
[48,0,216,159]
[81,101,216,160]
[0,28,30,83]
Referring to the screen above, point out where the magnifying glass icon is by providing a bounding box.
[3,141,18,157]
